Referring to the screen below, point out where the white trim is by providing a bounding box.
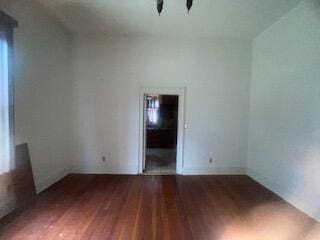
[72,170,138,175]
[142,94,147,172]
[247,168,320,222]
[138,87,186,175]
[182,166,247,175]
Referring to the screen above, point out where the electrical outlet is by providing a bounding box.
[209,157,213,164]
[102,156,106,163]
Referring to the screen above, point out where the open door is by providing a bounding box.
[143,94,178,174]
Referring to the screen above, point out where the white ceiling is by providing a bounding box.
[38,0,302,39]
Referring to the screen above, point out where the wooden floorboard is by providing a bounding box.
[0,174,319,240]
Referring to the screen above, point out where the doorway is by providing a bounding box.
[139,87,185,175]
[143,94,178,174]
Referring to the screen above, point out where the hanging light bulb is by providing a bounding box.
[186,0,193,13]
[157,0,163,16]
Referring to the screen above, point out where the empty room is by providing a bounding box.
[0,0,319,239]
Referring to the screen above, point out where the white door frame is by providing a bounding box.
[138,87,186,174]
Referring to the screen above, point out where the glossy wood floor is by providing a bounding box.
[0,175,319,240]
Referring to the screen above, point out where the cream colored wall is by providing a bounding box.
[0,0,73,218]
[248,0,320,221]
[70,36,252,174]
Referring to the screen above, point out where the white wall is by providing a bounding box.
[248,0,320,221]
[0,0,73,192]
[70,36,252,175]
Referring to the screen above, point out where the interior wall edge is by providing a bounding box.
[35,167,70,193]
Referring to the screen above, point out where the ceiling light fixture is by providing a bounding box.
[186,0,193,13]
[156,0,193,16]
[157,0,163,16]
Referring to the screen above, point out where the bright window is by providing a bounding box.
[0,29,10,174]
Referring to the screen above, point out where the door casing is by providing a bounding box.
[138,87,186,174]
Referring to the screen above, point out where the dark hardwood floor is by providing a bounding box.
[0,175,319,240]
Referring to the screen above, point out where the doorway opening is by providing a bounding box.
[143,94,178,174]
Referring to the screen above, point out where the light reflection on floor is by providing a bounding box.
[218,201,320,240]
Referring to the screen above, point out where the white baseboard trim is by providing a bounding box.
[182,166,247,175]
[71,166,246,175]
[36,167,70,193]
[71,166,138,175]
[247,168,320,222]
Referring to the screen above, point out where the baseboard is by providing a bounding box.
[247,168,320,222]
[36,167,70,193]
[182,166,247,175]
[71,165,246,175]
[71,165,138,175]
